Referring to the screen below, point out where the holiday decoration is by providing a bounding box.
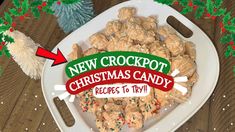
[6,30,45,79]
[51,0,94,33]
[155,0,235,76]
[0,0,93,76]
[0,0,56,75]
[0,0,234,76]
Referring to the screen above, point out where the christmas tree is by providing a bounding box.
[51,0,94,33]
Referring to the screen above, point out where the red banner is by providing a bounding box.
[66,66,174,95]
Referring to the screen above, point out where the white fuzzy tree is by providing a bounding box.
[6,30,45,79]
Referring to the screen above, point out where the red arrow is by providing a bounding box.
[36,47,67,66]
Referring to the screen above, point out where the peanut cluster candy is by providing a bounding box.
[68,6,198,132]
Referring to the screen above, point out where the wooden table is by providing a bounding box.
[0,0,235,132]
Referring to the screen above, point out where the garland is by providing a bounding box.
[155,0,235,76]
[0,0,80,58]
[61,0,80,4]
[0,0,80,75]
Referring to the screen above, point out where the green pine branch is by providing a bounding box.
[0,0,64,58]
[214,0,223,8]
[223,12,231,25]
[220,34,232,44]
[178,0,189,6]
[155,0,235,76]
[195,6,205,19]
[0,0,83,76]
[181,6,193,14]
[61,0,81,4]
[225,45,233,58]
[13,0,21,8]
[225,25,235,33]
[206,0,213,14]
[154,0,174,5]
[192,0,205,7]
